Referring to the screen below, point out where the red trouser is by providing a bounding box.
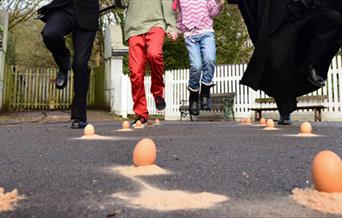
[128,27,165,119]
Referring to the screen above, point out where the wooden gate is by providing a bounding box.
[7,65,95,110]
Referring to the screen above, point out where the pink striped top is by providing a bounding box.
[173,0,223,37]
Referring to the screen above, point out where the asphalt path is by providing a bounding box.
[0,121,342,218]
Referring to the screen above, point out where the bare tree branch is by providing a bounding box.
[0,0,44,30]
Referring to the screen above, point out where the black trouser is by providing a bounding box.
[267,4,342,117]
[42,4,96,122]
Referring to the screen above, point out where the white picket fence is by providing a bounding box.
[163,64,253,119]
[114,55,342,121]
[7,66,96,110]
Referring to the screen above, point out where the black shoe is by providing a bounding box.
[189,89,200,116]
[302,64,325,87]
[200,84,214,110]
[71,119,88,129]
[131,117,148,128]
[56,70,69,89]
[278,117,293,125]
[155,96,166,112]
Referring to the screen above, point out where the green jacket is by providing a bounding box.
[124,0,177,41]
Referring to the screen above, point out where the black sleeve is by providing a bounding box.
[335,0,342,14]
[232,0,258,43]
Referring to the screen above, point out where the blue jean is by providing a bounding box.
[185,32,216,91]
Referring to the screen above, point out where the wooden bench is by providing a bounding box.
[250,95,328,121]
[179,93,236,121]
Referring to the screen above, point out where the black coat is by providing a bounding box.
[228,0,342,97]
[46,0,99,31]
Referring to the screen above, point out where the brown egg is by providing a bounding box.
[246,118,252,124]
[267,119,275,128]
[240,118,247,124]
[312,150,342,193]
[155,119,160,125]
[135,120,142,128]
[133,138,157,166]
[147,120,153,126]
[260,118,267,125]
[300,122,312,134]
[122,121,130,129]
[84,124,95,136]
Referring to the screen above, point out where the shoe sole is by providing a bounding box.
[71,126,83,129]
[56,81,68,90]
[201,106,212,111]
[307,76,325,87]
[56,72,69,90]
[189,112,200,116]
[71,125,86,129]
[301,69,325,87]
[277,122,293,125]
[156,109,165,113]
[156,105,166,113]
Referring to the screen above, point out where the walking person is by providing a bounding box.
[125,0,178,127]
[173,0,225,116]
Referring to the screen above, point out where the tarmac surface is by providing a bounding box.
[0,119,342,218]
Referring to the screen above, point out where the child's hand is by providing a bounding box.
[167,32,178,41]
[217,0,225,11]
[218,0,225,5]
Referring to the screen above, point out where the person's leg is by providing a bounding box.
[200,32,216,87]
[145,27,166,111]
[199,32,216,110]
[41,8,75,89]
[128,35,149,121]
[42,10,74,72]
[185,36,203,92]
[185,35,203,116]
[268,22,298,123]
[70,27,96,127]
[274,97,296,125]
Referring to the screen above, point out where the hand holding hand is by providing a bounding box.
[167,32,178,41]
[216,0,225,6]
[217,0,225,10]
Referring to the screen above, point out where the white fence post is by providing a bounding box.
[104,24,129,118]
[0,10,9,111]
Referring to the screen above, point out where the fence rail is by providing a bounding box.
[7,65,95,110]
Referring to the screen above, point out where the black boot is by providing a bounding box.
[55,69,69,89]
[276,98,296,125]
[200,84,213,110]
[278,114,293,125]
[302,64,325,87]
[189,90,200,116]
